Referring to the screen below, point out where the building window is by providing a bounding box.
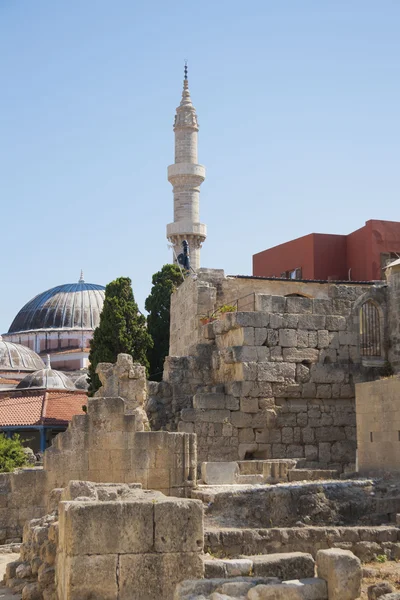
[359,300,381,357]
[281,267,302,280]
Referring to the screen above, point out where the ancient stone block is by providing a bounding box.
[318,443,331,463]
[266,329,279,346]
[313,298,333,315]
[310,364,345,384]
[279,329,297,347]
[317,330,330,349]
[154,498,204,553]
[193,393,226,409]
[258,362,296,382]
[270,347,283,361]
[119,552,203,600]
[326,315,347,331]
[270,314,285,329]
[271,296,286,313]
[225,396,240,410]
[251,552,315,579]
[201,462,238,484]
[283,348,319,363]
[181,409,231,423]
[297,314,326,330]
[230,411,252,428]
[58,554,118,600]
[297,330,309,348]
[316,385,332,399]
[305,445,318,461]
[239,428,256,443]
[240,397,259,413]
[308,331,318,347]
[286,296,313,314]
[282,427,294,444]
[247,578,327,599]
[254,328,268,346]
[316,548,361,600]
[58,500,154,555]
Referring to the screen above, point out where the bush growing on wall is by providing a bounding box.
[0,434,27,473]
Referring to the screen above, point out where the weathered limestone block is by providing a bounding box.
[310,364,345,384]
[316,549,361,600]
[201,462,238,484]
[286,297,313,314]
[193,393,226,409]
[368,583,395,599]
[57,490,204,600]
[279,329,297,347]
[325,315,347,331]
[283,348,320,363]
[297,315,326,330]
[96,354,149,431]
[258,362,296,382]
[247,578,327,599]
[251,552,315,579]
[154,499,204,552]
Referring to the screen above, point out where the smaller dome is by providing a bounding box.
[0,337,45,372]
[74,374,89,391]
[17,356,76,391]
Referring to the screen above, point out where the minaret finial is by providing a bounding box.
[184,60,188,81]
[79,270,84,283]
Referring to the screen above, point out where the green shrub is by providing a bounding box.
[376,554,387,563]
[0,434,28,473]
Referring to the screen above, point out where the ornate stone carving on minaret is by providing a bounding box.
[166,64,207,270]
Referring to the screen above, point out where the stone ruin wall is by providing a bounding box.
[151,270,390,471]
[0,355,197,542]
[169,268,367,358]
[356,375,400,474]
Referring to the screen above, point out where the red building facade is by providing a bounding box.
[253,220,400,281]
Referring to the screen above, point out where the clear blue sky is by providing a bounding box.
[1,1,399,333]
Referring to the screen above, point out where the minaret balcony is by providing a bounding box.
[166,221,207,239]
[167,163,206,185]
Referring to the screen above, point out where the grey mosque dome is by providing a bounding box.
[8,273,105,334]
[16,356,76,391]
[0,338,45,372]
[74,374,89,391]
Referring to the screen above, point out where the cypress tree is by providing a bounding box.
[87,276,153,395]
[145,264,183,381]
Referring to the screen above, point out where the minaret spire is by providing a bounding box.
[166,64,207,270]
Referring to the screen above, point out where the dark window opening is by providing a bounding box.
[281,267,302,280]
[360,301,381,357]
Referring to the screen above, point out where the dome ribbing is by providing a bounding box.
[8,281,105,334]
[0,338,45,372]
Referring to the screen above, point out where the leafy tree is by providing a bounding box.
[145,264,183,381]
[0,434,27,473]
[88,277,153,395]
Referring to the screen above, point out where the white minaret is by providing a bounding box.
[166,64,206,270]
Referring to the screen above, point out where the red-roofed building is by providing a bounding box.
[0,389,87,452]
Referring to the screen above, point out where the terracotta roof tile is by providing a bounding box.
[43,392,87,425]
[0,392,43,426]
[0,391,87,427]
